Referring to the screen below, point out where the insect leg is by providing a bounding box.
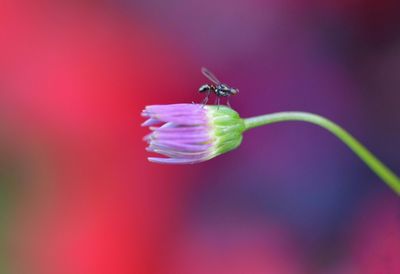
[201,90,210,106]
[226,97,231,108]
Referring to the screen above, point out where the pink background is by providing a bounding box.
[0,1,399,273]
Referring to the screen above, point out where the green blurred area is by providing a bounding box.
[0,146,21,274]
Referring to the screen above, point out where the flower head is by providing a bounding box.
[141,104,245,164]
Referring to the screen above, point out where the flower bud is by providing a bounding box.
[142,104,245,164]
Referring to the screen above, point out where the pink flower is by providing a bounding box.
[142,104,245,164]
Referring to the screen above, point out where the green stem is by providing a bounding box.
[244,112,400,195]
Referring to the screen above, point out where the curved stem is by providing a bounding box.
[244,112,400,195]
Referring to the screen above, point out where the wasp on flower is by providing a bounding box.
[198,67,239,107]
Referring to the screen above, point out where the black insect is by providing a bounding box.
[198,67,239,107]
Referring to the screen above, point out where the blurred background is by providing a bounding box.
[0,0,399,273]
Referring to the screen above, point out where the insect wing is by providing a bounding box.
[201,67,221,85]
